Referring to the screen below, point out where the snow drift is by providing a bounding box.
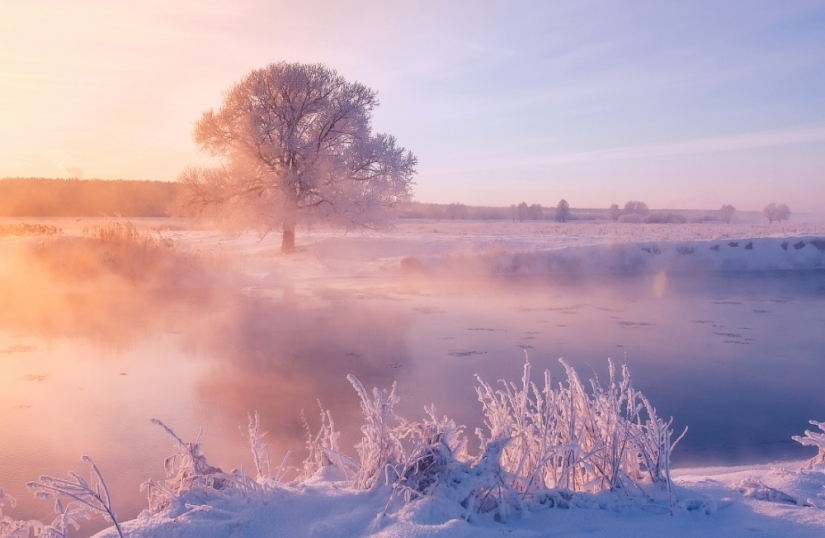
[402,237,825,276]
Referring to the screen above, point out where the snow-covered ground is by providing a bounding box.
[88,460,825,538]
[3,218,825,537]
[172,218,825,280]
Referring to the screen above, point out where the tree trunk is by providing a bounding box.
[281,225,295,253]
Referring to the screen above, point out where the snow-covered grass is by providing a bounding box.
[3,359,825,537]
[28,222,228,286]
[0,223,61,237]
[1,457,124,538]
[164,218,825,280]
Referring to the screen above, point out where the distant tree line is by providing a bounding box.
[0,178,178,217]
[1,180,788,224]
[397,202,513,220]
[605,200,741,224]
[398,201,576,221]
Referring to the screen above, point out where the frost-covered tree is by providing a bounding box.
[719,204,736,223]
[517,202,528,222]
[763,203,790,224]
[178,62,417,252]
[623,200,649,215]
[608,203,621,222]
[556,199,570,222]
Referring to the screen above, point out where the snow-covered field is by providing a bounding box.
[170,218,825,279]
[2,218,825,537]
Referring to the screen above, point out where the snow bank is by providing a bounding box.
[405,237,825,276]
[84,462,825,537]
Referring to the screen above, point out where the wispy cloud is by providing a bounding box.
[427,127,825,175]
[536,126,825,164]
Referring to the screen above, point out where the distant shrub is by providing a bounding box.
[689,214,718,223]
[28,222,222,287]
[643,212,687,224]
[0,223,61,237]
[617,214,643,223]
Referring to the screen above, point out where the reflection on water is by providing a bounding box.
[2,259,825,534]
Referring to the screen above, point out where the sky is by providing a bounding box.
[1,0,824,212]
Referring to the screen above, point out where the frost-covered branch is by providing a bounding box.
[141,419,250,513]
[26,456,123,538]
[347,375,404,489]
[248,411,271,481]
[302,403,358,481]
[793,420,825,470]
[1,489,46,538]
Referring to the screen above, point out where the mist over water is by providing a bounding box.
[1,230,825,535]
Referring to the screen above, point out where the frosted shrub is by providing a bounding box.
[392,406,467,502]
[348,375,404,489]
[0,489,44,538]
[29,221,226,288]
[1,458,126,537]
[346,358,685,518]
[302,404,358,481]
[793,420,825,470]
[141,419,267,513]
[27,456,124,538]
[470,358,685,511]
[248,412,271,481]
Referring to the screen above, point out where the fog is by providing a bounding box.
[1,221,825,534]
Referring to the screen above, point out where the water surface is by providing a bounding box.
[2,269,824,534]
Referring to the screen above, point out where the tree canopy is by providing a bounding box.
[556,199,570,222]
[763,203,790,223]
[719,204,736,223]
[623,200,649,215]
[178,62,417,251]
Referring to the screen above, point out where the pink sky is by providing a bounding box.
[1,1,824,212]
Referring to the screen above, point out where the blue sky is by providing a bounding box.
[1,0,823,211]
